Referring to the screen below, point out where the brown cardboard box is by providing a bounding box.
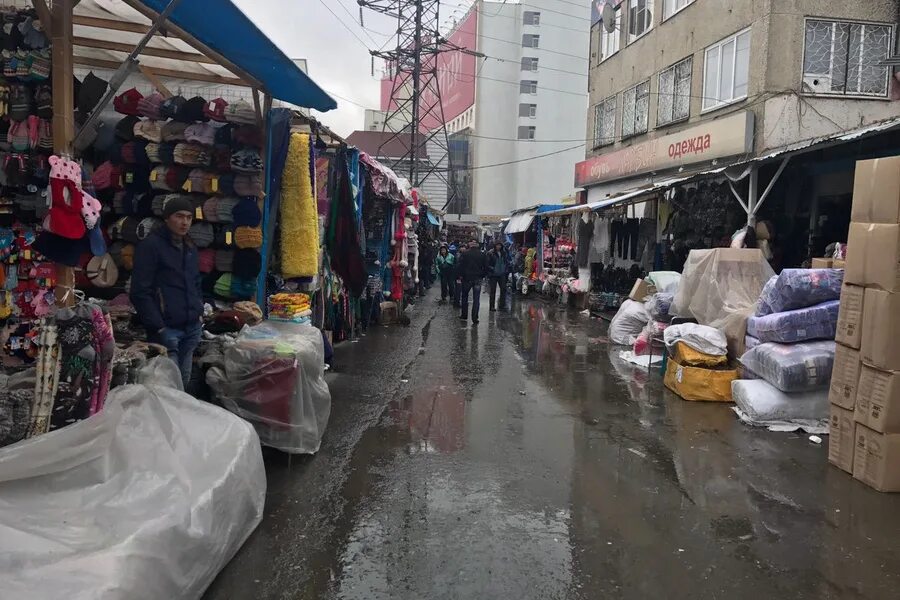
[855,365,900,433]
[835,284,865,349]
[811,257,833,268]
[829,344,861,409]
[851,157,900,224]
[845,222,900,291]
[853,424,900,492]
[628,278,656,302]
[829,404,856,474]
[860,288,900,371]
[832,259,846,270]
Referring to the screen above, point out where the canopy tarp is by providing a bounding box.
[504,210,537,234]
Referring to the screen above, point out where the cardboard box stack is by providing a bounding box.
[829,157,900,492]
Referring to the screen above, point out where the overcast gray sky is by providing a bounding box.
[233,0,477,137]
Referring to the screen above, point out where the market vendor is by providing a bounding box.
[130,197,203,388]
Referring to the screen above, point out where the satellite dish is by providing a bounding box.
[601,3,616,34]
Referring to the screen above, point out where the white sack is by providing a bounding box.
[663,323,728,356]
[731,378,829,433]
[608,299,650,346]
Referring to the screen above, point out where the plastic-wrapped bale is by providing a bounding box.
[645,292,674,322]
[746,300,840,343]
[663,323,728,357]
[739,340,835,392]
[732,379,829,431]
[206,320,331,454]
[608,299,649,346]
[745,335,762,351]
[756,268,844,317]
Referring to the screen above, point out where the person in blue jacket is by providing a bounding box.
[130,197,203,388]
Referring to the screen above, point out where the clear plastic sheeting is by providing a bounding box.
[645,292,674,322]
[732,379,829,433]
[608,299,650,346]
[755,268,844,316]
[0,371,266,600]
[646,271,681,294]
[739,341,836,393]
[663,323,728,357]
[672,249,775,345]
[207,321,331,454]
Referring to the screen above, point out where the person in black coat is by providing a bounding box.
[456,239,488,324]
[486,241,510,311]
[130,197,203,388]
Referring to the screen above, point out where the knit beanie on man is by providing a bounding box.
[162,194,193,219]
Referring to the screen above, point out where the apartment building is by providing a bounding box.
[578,0,899,202]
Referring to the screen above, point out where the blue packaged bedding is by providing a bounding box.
[740,341,835,392]
[756,269,843,316]
[747,300,839,343]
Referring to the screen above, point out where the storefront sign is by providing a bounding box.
[574,111,755,188]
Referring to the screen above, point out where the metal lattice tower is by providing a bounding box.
[360,0,463,207]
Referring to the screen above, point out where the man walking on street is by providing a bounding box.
[487,241,509,311]
[457,239,487,324]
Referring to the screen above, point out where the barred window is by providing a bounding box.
[658,56,692,125]
[803,19,892,97]
[622,80,650,137]
[593,95,616,148]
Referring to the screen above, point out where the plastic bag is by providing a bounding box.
[646,271,681,294]
[206,320,331,454]
[608,299,650,346]
[0,378,265,600]
[746,300,839,343]
[633,321,667,356]
[663,323,728,356]
[755,268,844,316]
[732,379,829,429]
[739,340,835,392]
[645,292,674,322]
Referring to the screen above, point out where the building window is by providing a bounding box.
[658,56,692,125]
[520,80,538,94]
[663,0,693,20]
[628,0,653,43]
[702,28,751,111]
[517,125,536,140]
[521,57,539,71]
[522,34,540,48]
[600,7,621,61]
[622,80,650,137]
[593,95,616,148]
[524,11,540,26]
[803,19,893,97]
[519,103,537,117]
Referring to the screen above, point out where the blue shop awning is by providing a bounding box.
[135,0,336,111]
[427,212,441,226]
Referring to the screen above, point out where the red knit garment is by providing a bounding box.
[47,177,86,239]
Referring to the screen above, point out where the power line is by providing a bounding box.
[436,143,586,172]
[486,53,587,77]
[478,31,588,61]
[336,0,394,43]
[522,2,591,22]
[473,6,590,34]
[317,0,374,52]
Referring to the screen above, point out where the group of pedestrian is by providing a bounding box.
[433,239,511,324]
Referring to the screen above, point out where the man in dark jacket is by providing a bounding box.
[457,239,487,324]
[131,197,203,388]
[486,241,510,311]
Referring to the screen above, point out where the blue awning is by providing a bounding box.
[426,212,440,226]
[138,0,337,111]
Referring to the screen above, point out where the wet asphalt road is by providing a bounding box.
[204,290,900,600]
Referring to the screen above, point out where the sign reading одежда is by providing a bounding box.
[574,111,755,188]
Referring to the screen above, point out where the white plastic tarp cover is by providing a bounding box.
[0,358,266,600]
[663,323,728,356]
[731,379,829,434]
[207,321,332,454]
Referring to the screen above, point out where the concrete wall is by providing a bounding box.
[585,0,899,163]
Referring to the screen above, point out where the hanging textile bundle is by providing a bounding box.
[280,133,319,278]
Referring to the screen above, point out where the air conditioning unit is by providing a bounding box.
[802,74,832,93]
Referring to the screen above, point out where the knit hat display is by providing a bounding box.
[218,173,236,196]
[137,92,164,120]
[214,123,233,146]
[190,196,206,220]
[109,241,126,267]
[162,194,192,219]
[92,161,121,190]
[203,197,220,223]
[150,166,171,190]
[215,196,239,223]
[185,122,216,146]
[133,141,151,166]
[161,120,188,142]
[234,226,262,249]
[214,249,234,272]
[176,96,208,123]
[230,148,263,173]
[198,248,215,273]
[189,222,214,248]
[188,169,215,194]
[113,88,143,116]
[120,244,135,270]
[93,119,117,153]
[164,165,190,191]
[8,83,31,121]
[123,166,152,193]
[233,248,261,279]
[115,115,140,141]
[173,143,211,167]
[119,216,140,244]
[158,142,176,165]
[133,119,163,143]
[212,145,232,171]
[233,125,263,148]
[35,83,51,119]
[230,276,257,300]
[145,142,161,163]
[233,174,262,197]
[120,141,137,164]
[159,95,186,120]
[77,71,108,115]
[214,225,234,247]
[232,197,261,227]
[213,273,233,298]
[136,217,161,241]
[224,100,256,125]
[204,98,228,122]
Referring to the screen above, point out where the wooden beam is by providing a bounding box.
[138,65,173,98]
[73,36,215,64]
[32,0,53,38]
[252,88,263,127]
[74,55,249,87]
[73,14,155,35]
[52,0,74,155]
[116,0,263,89]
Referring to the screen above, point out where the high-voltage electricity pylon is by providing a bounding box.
[359,0,471,208]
